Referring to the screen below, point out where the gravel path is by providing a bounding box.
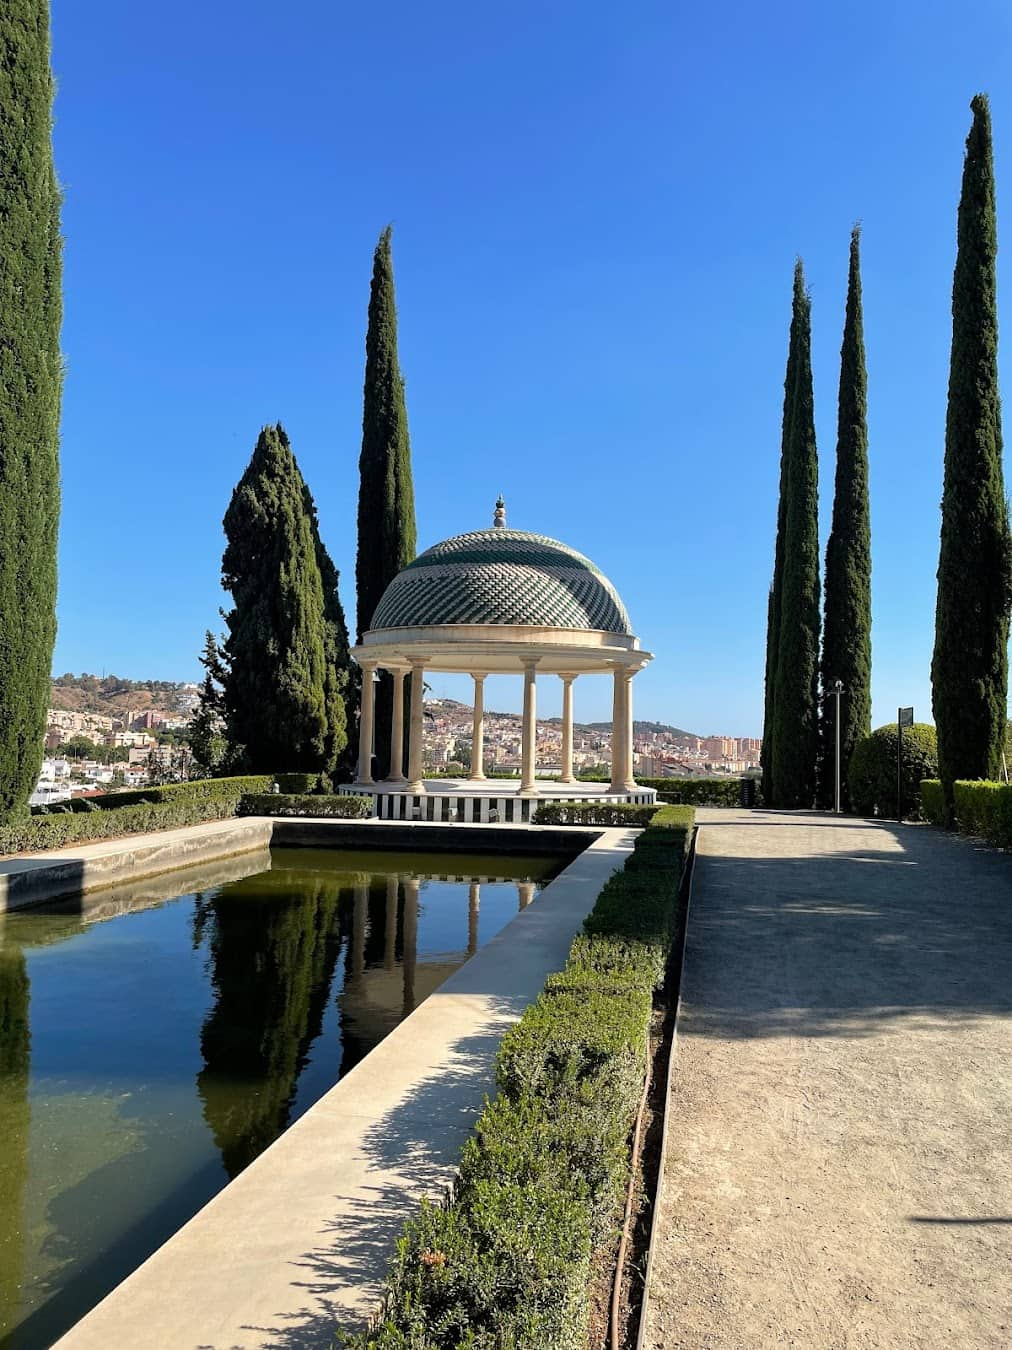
[642,810,1012,1349]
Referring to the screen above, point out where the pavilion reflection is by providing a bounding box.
[195,859,535,1175]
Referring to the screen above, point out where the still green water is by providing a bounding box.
[0,846,562,1349]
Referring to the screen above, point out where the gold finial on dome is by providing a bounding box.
[493,495,506,528]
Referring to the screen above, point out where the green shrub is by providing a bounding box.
[847,724,937,817]
[950,780,1012,848]
[237,793,373,819]
[274,772,319,795]
[93,775,273,812]
[339,804,695,1349]
[920,779,945,825]
[0,792,257,857]
[531,800,658,827]
[638,777,746,806]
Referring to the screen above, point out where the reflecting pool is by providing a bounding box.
[0,846,562,1349]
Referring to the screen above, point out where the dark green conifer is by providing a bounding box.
[0,3,62,819]
[932,94,1012,817]
[770,262,821,808]
[819,227,872,808]
[355,226,417,776]
[189,632,229,776]
[222,425,337,774]
[761,270,802,805]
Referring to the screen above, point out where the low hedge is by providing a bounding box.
[0,786,270,856]
[92,775,273,811]
[339,804,694,1349]
[237,793,373,819]
[531,800,659,827]
[920,779,945,826]
[637,777,749,806]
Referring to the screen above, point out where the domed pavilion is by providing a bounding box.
[344,499,655,822]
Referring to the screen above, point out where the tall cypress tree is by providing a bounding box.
[0,3,62,819]
[771,261,821,808]
[304,485,352,777]
[932,94,1012,818]
[819,227,872,808]
[222,424,335,774]
[355,226,417,777]
[761,267,803,805]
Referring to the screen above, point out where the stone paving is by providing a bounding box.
[643,809,1012,1349]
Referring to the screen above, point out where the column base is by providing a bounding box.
[467,773,487,783]
[518,785,539,799]
[406,780,425,795]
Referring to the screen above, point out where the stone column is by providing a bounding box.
[384,875,398,970]
[357,664,377,785]
[560,674,577,783]
[622,668,637,791]
[406,660,426,793]
[609,664,626,793]
[402,877,419,1016]
[469,674,486,781]
[352,883,367,980]
[468,880,480,955]
[519,659,538,796]
[387,668,406,782]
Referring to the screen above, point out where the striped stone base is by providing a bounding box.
[339,780,657,824]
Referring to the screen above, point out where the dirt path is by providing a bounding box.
[642,810,1012,1349]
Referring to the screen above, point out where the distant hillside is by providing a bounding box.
[50,673,193,717]
[564,718,700,740]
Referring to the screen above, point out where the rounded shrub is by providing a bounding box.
[848,723,938,818]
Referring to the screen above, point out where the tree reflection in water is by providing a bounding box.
[0,948,30,1341]
[195,874,344,1180]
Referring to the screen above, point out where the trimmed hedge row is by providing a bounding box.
[921,779,945,826]
[531,800,659,827]
[339,803,695,1349]
[237,793,374,819]
[0,782,274,856]
[638,777,749,806]
[922,778,1012,848]
[90,775,274,811]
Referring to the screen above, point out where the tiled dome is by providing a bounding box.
[368,528,632,635]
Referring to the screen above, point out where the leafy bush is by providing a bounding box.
[921,779,945,826]
[339,804,695,1349]
[531,800,658,826]
[847,723,937,817]
[237,793,373,819]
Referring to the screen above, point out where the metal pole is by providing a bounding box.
[834,684,842,814]
[897,710,903,824]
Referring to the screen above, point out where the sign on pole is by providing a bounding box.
[897,707,913,821]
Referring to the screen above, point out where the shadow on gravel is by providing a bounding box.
[684,816,1012,1040]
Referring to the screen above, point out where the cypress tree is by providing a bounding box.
[932,94,1012,818]
[819,227,872,808]
[355,226,417,777]
[305,487,352,777]
[771,262,821,808]
[189,631,229,776]
[761,268,802,805]
[0,3,62,819]
[222,425,334,774]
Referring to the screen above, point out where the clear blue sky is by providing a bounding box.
[50,0,1012,734]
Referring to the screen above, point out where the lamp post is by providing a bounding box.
[831,679,844,815]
